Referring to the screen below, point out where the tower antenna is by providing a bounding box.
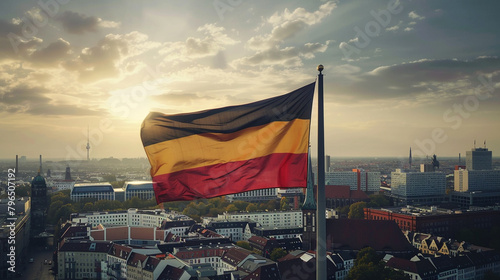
[86,125,90,161]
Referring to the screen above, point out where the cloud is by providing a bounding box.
[0,83,103,116]
[57,11,120,34]
[159,24,239,62]
[233,41,330,67]
[0,19,42,60]
[248,1,337,51]
[335,57,500,103]
[29,38,71,67]
[64,31,160,83]
[408,11,425,20]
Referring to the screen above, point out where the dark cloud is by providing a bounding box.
[1,85,49,105]
[237,42,329,66]
[26,103,104,116]
[0,85,103,116]
[63,35,127,83]
[29,38,71,67]
[331,57,500,102]
[0,19,42,60]
[57,11,101,34]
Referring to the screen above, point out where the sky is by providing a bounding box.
[0,0,499,161]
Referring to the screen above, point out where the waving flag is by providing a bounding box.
[141,82,315,203]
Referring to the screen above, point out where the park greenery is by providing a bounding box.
[346,247,410,280]
[46,189,291,228]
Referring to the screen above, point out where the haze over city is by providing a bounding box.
[1,0,499,160]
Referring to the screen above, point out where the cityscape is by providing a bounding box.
[1,145,500,279]
[2,1,500,280]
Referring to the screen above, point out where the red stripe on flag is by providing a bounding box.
[152,153,307,203]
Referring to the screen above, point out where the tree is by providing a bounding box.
[348,201,367,219]
[347,247,409,280]
[270,248,287,261]
[236,241,251,250]
[82,202,94,212]
[225,204,238,213]
[246,203,258,212]
[48,201,64,224]
[280,197,289,211]
[233,200,249,211]
[368,193,390,208]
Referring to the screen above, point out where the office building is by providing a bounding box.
[70,183,115,202]
[466,147,492,170]
[391,169,446,205]
[123,181,154,200]
[226,188,278,202]
[325,169,380,192]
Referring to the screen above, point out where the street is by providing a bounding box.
[24,246,55,280]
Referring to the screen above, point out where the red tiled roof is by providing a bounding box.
[127,252,148,267]
[327,219,415,252]
[386,257,437,275]
[221,248,252,266]
[350,190,369,200]
[324,185,351,199]
[59,240,112,253]
[157,265,185,280]
[109,243,133,260]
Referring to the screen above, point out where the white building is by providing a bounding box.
[57,240,113,280]
[454,169,500,192]
[49,179,75,192]
[217,210,302,228]
[227,188,279,202]
[71,208,192,229]
[123,181,154,200]
[325,169,380,192]
[391,169,446,205]
[70,183,115,202]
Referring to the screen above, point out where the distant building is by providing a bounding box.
[123,181,154,201]
[323,185,369,209]
[57,239,113,280]
[70,183,115,202]
[325,169,380,192]
[391,168,446,205]
[326,219,416,255]
[31,171,48,235]
[217,210,302,228]
[452,146,500,206]
[227,188,279,202]
[466,147,492,170]
[71,208,192,229]
[454,169,500,192]
[50,167,75,192]
[0,198,31,279]
[364,206,500,238]
[207,220,257,242]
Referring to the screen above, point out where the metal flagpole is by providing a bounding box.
[316,65,326,280]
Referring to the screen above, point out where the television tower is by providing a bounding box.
[86,126,90,161]
[409,147,412,169]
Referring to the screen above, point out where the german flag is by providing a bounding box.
[141,82,315,203]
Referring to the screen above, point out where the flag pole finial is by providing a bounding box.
[317,64,324,73]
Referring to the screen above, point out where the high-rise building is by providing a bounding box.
[466,147,492,170]
[326,155,331,172]
[31,171,48,235]
[391,168,446,205]
[325,170,380,192]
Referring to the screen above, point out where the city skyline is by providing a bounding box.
[1,1,499,160]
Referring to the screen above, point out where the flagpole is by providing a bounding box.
[316,65,326,280]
